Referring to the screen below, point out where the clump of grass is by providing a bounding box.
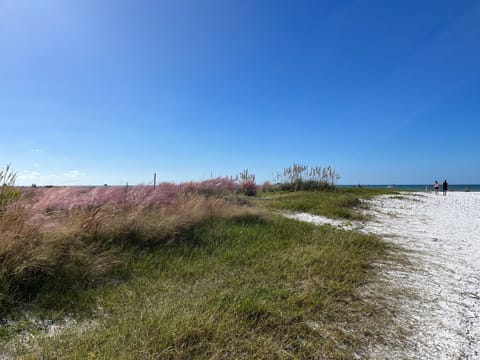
[235,169,257,196]
[0,204,120,313]
[274,162,340,192]
[390,195,408,200]
[264,187,392,220]
[0,164,20,213]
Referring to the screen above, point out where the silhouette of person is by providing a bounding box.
[442,180,448,196]
[434,180,439,195]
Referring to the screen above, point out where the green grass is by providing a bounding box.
[262,188,394,220]
[4,213,393,359]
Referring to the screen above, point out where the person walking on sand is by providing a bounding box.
[434,180,439,195]
[442,179,448,196]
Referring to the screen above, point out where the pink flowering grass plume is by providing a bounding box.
[23,178,239,214]
[242,180,257,196]
[25,185,177,212]
[180,177,238,194]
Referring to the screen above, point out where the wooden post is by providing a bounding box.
[153,172,156,190]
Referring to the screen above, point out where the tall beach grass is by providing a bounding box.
[0,181,256,314]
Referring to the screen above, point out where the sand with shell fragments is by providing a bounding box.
[287,191,480,359]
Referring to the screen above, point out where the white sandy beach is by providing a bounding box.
[287,192,480,359]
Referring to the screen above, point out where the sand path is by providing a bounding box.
[287,192,480,359]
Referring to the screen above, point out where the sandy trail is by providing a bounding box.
[287,192,480,359]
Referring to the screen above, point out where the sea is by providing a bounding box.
[339,184,480,192]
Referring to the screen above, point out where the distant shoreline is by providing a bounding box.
[338,184,480,192]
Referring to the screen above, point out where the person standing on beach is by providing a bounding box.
[442,180,448,196]
[434,180,439,195]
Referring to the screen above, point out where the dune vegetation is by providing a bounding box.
[0,164,397,359]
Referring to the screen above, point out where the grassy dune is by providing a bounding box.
[262,188,391,220]
[0,184,396,359]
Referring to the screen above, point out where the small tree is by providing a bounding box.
[0,164,19,213]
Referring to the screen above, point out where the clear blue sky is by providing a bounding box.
[1,0,479,186]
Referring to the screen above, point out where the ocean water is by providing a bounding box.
[339,184,480,192]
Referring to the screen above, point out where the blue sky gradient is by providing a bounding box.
[1,0,479,185]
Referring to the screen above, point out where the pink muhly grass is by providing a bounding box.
[0,202,119,305]
[24,178,240,213]
[241,180,257,196]
[179,177,238,193]
[0,181,262,307]
[29,187,94,211]
[27,185,179,212]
